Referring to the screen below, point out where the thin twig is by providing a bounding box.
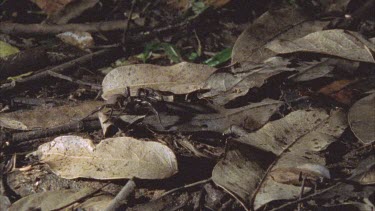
[0,20,131,35]
[47,71,102,90]
[104,179,136,211]
[0,48,116,93]
[270,182,342,211]
[122,0,137,47]
[160,178,212,197]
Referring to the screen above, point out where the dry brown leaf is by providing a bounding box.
[0,101,103,130]
[34,135,178,179]
[102,62,216,100]
[268,29,375,63]
[212,109,347,209]
[31,0,73,16]
[318,79,357,104]
[232,5,329,63]
[348,93,375,144]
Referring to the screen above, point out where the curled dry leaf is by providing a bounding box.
[267,29,375,63]
[34,135,178,179]
[0,101,103,130]
[232,5,329,63]
[57,31,94,49]
[212,109,347,209]
[348,93,375,144]
[350,155,375,185]
[102,62,216,100]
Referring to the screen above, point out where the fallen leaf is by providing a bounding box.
[199,57,295,105]
[31,0,99,24]
[232,5,329,63]
[318,79,357,104]
[213,109,347,209]
[267,29,375,63]
[102,62,216,100]
[143,99,283,133]
[0,101,103,130]
[9,188,98,211]
[34,135,178,179]
[350,155,375,185]
[57,31,94,49]
[0,40,19,58]
[348,93,375,144]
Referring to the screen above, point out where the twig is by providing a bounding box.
[122,0,137,47]
[270,182,342,211]
[160,178,212,197]
[0,20,131,35]
[0,118,100,146]
[47,71,102,90]
[0,48,117,93]
[104,179,136,211]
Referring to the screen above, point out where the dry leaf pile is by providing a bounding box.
[0,0,374,210]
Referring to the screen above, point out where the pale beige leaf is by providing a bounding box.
[102,62,216,100]
[0,101,103,130]
[268,29,375,63]
[348,93,375,144]
[232,5,329,63]
[35,135,178,179]
[57,31,94,49]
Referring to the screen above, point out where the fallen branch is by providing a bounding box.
[0,48,117,93]
[104,179,136,211]
[0,20,130,35]
[0,118,100,146]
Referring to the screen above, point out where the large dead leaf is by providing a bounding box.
[102,62,216,100]
[0,101,102,130]
[9,188,98,211]
[348,93,375,144]
[268,29,375,63]
[212,109,347,209]
[232,5,329,63]
[143,99,283,132]
[34,136,178,179]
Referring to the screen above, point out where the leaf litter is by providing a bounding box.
[1,1,374,210]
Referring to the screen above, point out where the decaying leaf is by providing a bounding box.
[57,31,94,49]
[348,93,375,144]
[212,147,271,209]
[34,135,178,179]
[267,29,375,63]
[102,62,216,100]
[9,188,98,211]
[212,109,347,209]
[143,99,283,133]
[0,101,103,130]
[199,57,294,105]
[350,155,375,185]
[232,5,329,63]
[31,0,99,24]
[318,79,357,104]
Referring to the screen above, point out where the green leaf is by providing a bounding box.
[192,0,208,15]
[203,48,232,67]
[160,43,181,63]
[137,42,181,63]
[0,41,19,58]
[187,52,199,61]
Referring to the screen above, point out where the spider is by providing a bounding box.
[84,87,165,128]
